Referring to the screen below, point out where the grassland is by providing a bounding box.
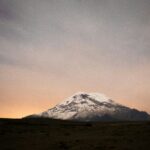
[0,118,150,150]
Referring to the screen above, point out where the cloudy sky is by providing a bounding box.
[0,0,150,118]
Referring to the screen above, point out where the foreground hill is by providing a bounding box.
[26,92,150,121]
[0,118,150,150]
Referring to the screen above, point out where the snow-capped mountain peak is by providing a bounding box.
[25,92,150,121]
[58,92,113,106]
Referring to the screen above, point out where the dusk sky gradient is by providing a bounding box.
[0,0,150,118]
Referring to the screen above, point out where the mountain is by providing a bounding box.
[25,92,150,121]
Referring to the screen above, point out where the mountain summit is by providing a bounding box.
[26,92,150,121]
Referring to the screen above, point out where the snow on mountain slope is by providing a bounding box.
[26,92,150,121]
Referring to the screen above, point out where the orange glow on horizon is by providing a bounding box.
[0,63,150,118]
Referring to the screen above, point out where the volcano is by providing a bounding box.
[26,92,150,121]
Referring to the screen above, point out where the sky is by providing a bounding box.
[0,0,150,118]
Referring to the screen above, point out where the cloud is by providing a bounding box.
[0,0,150,117]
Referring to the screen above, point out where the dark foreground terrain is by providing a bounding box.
[0,118,150,150]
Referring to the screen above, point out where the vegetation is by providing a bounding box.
[0,118,150,150]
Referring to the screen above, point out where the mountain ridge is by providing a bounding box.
[25,92,150,122]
